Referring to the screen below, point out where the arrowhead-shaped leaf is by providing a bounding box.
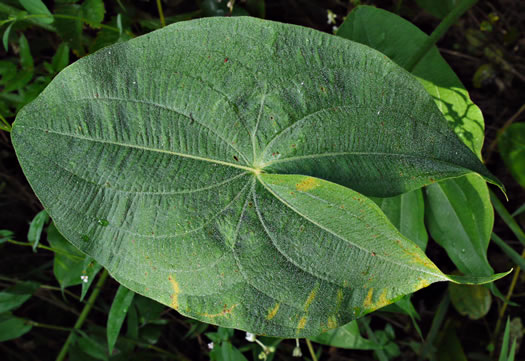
[11,17,505,337]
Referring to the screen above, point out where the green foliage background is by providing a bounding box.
[0,0,524,360]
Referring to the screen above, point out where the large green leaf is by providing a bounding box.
[338,6,496,278]
[12,17,504,337]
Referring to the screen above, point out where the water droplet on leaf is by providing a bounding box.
[98,219,109,227]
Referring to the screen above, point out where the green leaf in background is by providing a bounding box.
[133,295,165,326]
[0,281,40,313]
[499,123,525,189]
[435,322,468,361]
[80,257,102,301]
[81,0,105,29]
[309,320,382,350]
[107,285,135,354]
[18,33,34,71]
[18,0,53,25]
[27,209,49,251]
[52,43,70,74]
[0,229,14,243]
[46,222,86,289]
[449,283,491,320]
[0,61,17,86]
[76,330,108,361]
[338,6,497,279]
[513,203,525,217]
[246,0,265,18]
[0,313,32,342]
[372,189,428,250]
[12,17,505,337]
[2,22,14,51]
[498,318,518,361]
[415,0,459,19]
[54,4,85,56]
[426,175,494,276]
[210,340,249,361]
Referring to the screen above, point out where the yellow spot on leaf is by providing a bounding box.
[297,315,308,332]
[198,304,239,319]
[336,289,344,309]
[168,275,180,310]
[267,303,280,320]
[363,288,374,309]
[296,177,320,192]
[327,315,338,329]
[415,278,431,289]
[304,284,319,312]
[376,289,389,308]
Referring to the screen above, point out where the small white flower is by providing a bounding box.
[327,10,337,25]
[208,342,214,350]
[245,332,256,342]
[227,0,234,11]
[80,275,89,283]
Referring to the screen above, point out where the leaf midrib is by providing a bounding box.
[18,126,257,173]
[256,174,446,279]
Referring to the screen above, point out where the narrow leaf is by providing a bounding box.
[0,281,40,313]
[0,229,14,243]
[80,257,102,301]
[107,285,135,354]
[2,22,14,51]
[46,222,86,289]
[52,43,70,74]
[18,0,53,25]
[27,209,48,252]
[490,190,525,246]
[0,314,32,341]
[491,233,525,271]
[512,203,525,217]
[498,318,511,361]
[19,33,34,72]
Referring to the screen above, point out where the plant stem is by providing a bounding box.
[490,246,524,356]
[55,269,109,361]
[0,274,81,300]
[6,239,84,259]
[156,0,166,27]
[28,321,72,332]
[305,339,318,361]
[494,262,522,337]
[1,14,120,32]
[405,0,478,72]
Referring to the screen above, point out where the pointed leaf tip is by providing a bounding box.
[447,269,513,285]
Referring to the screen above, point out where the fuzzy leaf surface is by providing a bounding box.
[12,17,502,336]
